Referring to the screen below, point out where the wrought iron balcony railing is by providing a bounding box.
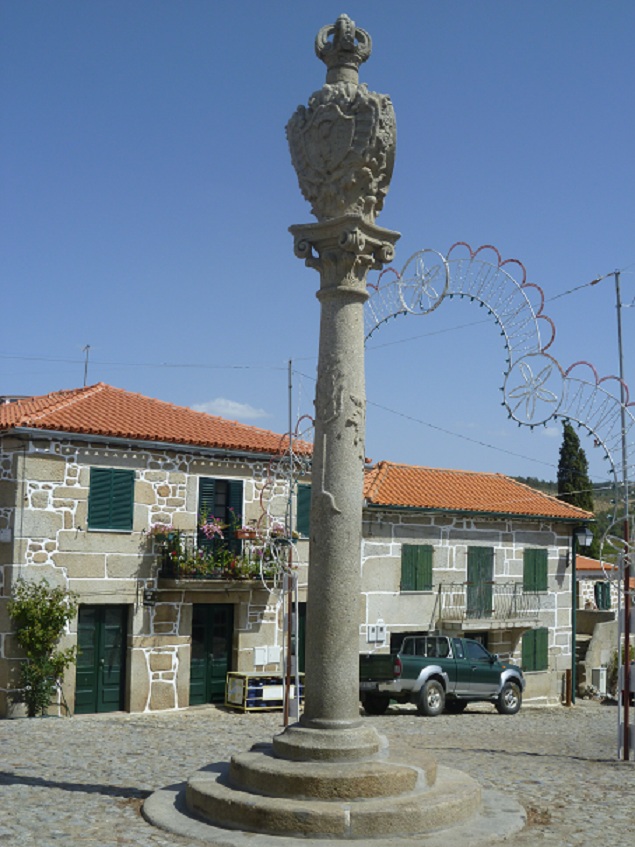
[156,531,287,581]
[437,581,543,623]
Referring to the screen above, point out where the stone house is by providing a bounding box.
[573,555,635,696]
[576,554,618,612]
[1,384,595,716]
[0,383,312,717]
[357,461,594,706]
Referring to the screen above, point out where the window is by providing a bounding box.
[452,638,464,659]
[198,477,243,551]
[400,544,433,592]
[522,627,548,672]
[87,468,135,531]
[296,483,311,537]
[523,548,548,592]
[465,640,492,662]
[594,581,611,610]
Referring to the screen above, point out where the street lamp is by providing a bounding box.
[571,525,594,704]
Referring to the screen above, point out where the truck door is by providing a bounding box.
[397,637,425,682]
[463,639,501,695]
[451,637,472,696]
[427,636,456,682]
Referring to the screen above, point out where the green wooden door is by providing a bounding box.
[189,604,234,705]
[75,605,127,714]
[466,547,494,618]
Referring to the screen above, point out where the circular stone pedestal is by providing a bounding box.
[143,740,526,846]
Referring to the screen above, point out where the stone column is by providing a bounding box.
[274,14,399,762]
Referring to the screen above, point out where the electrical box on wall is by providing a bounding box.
[253,645,283,667]
[366,620,387,644]
[254,646,268,666]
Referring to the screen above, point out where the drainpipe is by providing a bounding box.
[571,528,578,705]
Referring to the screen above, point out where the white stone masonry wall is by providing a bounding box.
[360,508,572,705]
[0,435,306,715]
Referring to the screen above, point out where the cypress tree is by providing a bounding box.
[557,421,594,513]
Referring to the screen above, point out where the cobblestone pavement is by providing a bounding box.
[1,699,632,846]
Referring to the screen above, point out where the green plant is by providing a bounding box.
[8,579,79,717]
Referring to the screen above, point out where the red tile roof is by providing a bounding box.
[363,461,593,521]
[576,555,634,590]
[0,383,312,457]
[576,554,617,572]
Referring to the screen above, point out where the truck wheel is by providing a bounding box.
[417,680,445,717]
[495,681,522,715]
[362,692,390,715]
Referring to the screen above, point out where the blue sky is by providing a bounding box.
[2,1,633,484]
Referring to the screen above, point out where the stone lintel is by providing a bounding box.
[129,634,190,648]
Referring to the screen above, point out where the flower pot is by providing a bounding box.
[236,529,258,540]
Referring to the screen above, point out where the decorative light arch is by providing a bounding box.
[365,242,635,559]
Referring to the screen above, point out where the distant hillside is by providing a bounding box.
[512,477,615,513]
[512,476,623,561]
[512,477,557,496]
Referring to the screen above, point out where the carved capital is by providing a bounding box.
[289,216,400,294]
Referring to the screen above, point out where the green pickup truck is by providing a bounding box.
[360,634,525,717]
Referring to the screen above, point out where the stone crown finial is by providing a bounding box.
[315,14,372,84]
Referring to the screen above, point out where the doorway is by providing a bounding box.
[75,605,128,714]
[189,604,234,705]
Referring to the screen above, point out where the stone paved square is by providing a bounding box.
[1,699,632,846]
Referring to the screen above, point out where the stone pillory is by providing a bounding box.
[277,12,399,764]
[142,16,528,844]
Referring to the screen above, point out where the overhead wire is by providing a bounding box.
[292,366,623,484]
[2,264,631,482]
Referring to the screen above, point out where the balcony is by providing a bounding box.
[156,531,286,582]
[436,581,542,632]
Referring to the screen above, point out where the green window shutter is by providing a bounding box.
[227,480,243,535]
[523,548,548,592]
[521,630,532,668]
[296,484,311,537]
[401,545,417,591]
[228,480,243,519]
[401,545,433,592]
[534,627,548,671]
[198,477,216,524]
[88,468,134,531]
[522,627,549,672]
[595,581,611,611]
[88,468,112,529]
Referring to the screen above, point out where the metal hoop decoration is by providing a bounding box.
[504,352,565,426]
[397,249,450,316]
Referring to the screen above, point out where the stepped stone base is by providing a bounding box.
[228,742,436,799]
[272,721,383,762]
[143,739,526,845]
